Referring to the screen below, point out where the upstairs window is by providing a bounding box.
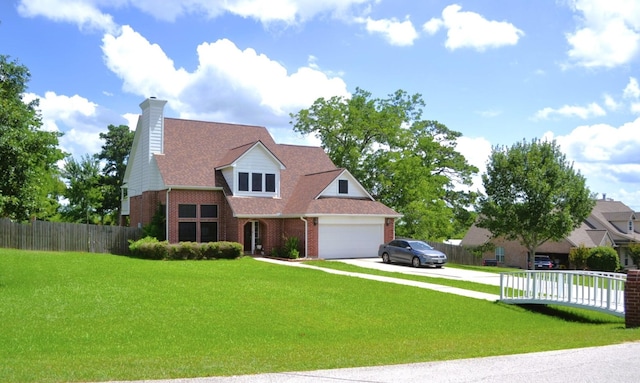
[239,172,249,191]
[338,179,348,194]
[237,171,277,194]
[252,173,262,192]
[629,220,634,233]
[265,173,276,192]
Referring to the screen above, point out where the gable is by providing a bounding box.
[220,142,286,198]
[317,170,372,199]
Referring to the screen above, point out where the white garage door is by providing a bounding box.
[318,216,384,259]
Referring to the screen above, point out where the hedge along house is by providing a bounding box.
[120,98,400,258]
[461,197,640,269]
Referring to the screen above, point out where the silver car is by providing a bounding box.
[378,239,447,268]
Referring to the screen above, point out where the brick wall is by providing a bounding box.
[625,269,640,328]
[384,218,395,243]
[166,189,226,243]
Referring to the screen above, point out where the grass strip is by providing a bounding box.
[0,249,637,383]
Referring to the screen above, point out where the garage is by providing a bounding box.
[318,216,384,259]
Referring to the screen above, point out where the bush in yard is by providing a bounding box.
[586,246,620,272]
[569,244,590,270]
[201,242,221,259]
[167,242,203,260]
[628,243,640,268]
[215,241,243,259]
[128,237,168,260]
[284,236,300,259]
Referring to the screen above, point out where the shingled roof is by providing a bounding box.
[154,117,397,217]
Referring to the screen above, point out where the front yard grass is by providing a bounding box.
[1,249,639,383]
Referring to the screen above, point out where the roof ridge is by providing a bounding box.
[164,116,266,129]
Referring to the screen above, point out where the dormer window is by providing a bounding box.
[629,220,634,233]
[238,171,277,194]
[339,179,348,194]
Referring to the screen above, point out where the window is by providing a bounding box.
[338,179,348,194]
[178,222,197,242]
[265,173,276,192]
[495,247,505,263]
[178,204,196,218]
[629,221,634,233]
[201,205,218,218]
[239,172,249,191]
[251,173,262,192]
[200,222,218,243]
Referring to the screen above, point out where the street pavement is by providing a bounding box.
[111,342,640,383]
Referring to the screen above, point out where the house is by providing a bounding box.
[461,198,640,269]
[120,97,400,258]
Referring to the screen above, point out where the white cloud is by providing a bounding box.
[565,0,640,68]
[17,0,374,28]
[534,102,606,120]
[423,4,524,51]
[603,94,620,111]
[17,0,119,33]
[455,136,492,193]
[545,118,640,208]
[623,77,640,99]
[357,16,419,46]
[102,26,348,126]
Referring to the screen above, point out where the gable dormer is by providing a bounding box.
[318,170,372,200]
[217,141,286,198]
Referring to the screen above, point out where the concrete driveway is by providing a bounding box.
[335,257,502,286]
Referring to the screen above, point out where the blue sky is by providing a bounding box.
[2,0,640,209]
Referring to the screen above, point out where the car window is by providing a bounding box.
[409,241,433,250]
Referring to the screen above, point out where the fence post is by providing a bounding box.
[625,270,640,328]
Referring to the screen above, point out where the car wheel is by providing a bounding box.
[382,253,390,264]
[412,257,421,268]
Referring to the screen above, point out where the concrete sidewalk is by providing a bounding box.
[255,257,499,301]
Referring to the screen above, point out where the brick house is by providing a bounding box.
[461,198,640,269]
[120,98,400,258]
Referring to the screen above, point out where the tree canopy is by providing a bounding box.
[475,139,595,269]
[97,124,134,223]
[0,55,64,221]
[60,154,103,224]
[291,87,478,240]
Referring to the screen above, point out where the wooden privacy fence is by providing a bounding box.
[0,219,142,255]
[427,241,483,266]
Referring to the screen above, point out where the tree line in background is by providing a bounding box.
[1,55,133,225]
[3,55,595,256]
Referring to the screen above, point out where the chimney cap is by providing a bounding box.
[150,96,156,99]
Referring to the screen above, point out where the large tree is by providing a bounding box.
[291,88,478,240]
[475,139,595,269]
[97,124,134,224]
[0,55,64,221]
[60,154,103,224]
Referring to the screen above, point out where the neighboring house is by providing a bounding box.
[120,98,400,258]
[461,198,640,269]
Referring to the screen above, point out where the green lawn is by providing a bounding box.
[1,249,639,383]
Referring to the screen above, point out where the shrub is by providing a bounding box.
[586,246,620,272]
[201,242,221,259]
[128,236,168,260]
[628,243,640,268]
[129,238,242,261]
[284,236,300,259]
[569,244,589,270]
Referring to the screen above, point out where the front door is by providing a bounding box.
[243,221,260,254]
